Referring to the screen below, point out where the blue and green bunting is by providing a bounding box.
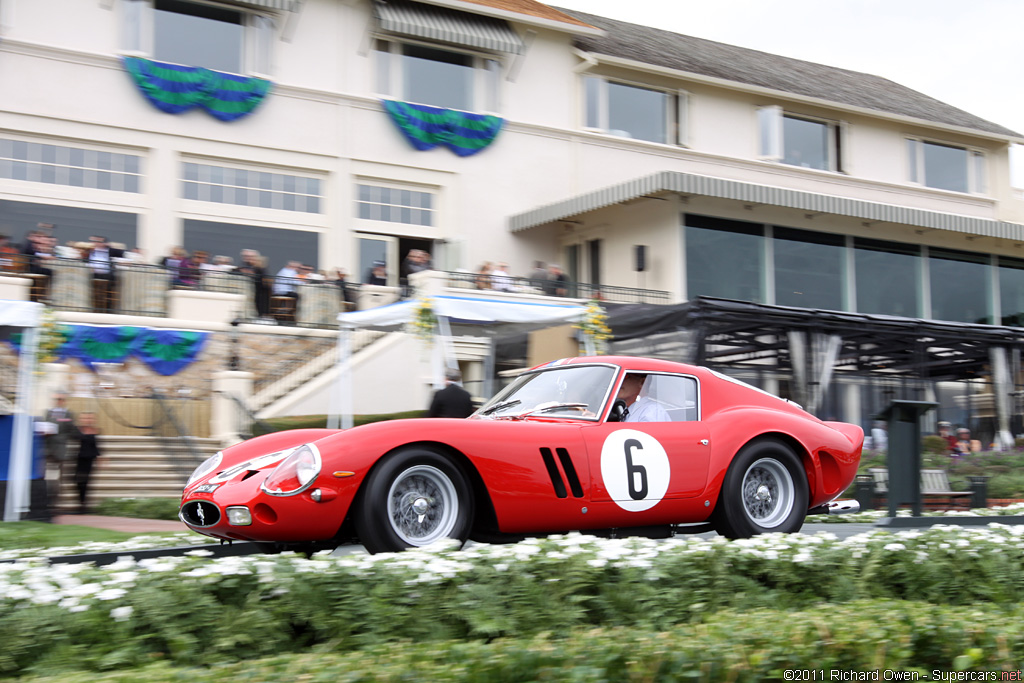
[122,57,271,122]
[382,100,503,156]
[7,325,209,376]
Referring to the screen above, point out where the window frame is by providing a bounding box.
[374,38,501,114]
[121,0,276,77]
[582,74,686,146]
[354,180,438,229]
[905,136,987,195]
[758,105,843,173]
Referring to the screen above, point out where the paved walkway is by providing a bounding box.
[51,515,186,533]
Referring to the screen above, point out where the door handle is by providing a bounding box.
[700,439,709,446]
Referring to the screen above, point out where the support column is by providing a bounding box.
[211,370,254,447]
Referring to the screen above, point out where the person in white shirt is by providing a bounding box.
[616,373,670,422]
[491,262,513,292]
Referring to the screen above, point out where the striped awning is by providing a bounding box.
[374,0,524,54]
[224,0,300,11]
[509,170,1024,241]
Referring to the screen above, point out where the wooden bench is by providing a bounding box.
[868,467,973,507]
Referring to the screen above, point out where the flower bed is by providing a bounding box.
[4,526,1024,677]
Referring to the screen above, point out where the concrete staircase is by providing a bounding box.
[52,435,222,512]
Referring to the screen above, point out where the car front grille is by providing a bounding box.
[180,500,222,527]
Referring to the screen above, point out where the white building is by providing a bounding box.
[2,0,1023,435]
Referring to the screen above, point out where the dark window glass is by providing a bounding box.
[606,81,667,143]
[685,214,765,303]
[773,227,845,310]
[929,248,990,323]
[184,218,318,274]
[782,116,829,170]
[154,0,243,73]
[853,238,920,317]
[998,257,1024,326]
[402,44,473,110]
[0,199,137,248]
[923,141,968,193]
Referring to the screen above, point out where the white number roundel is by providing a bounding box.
[600,429,670,512]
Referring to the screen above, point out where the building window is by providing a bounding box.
[998,256,1024,326]
[773,227,845,310]
[124,0,275,75]
[928,247,991,324]
[685,215,765,303]
[375,40,499,112]
[907,138,985,194]
[584,76,685,145]
[0,139,142,193]
[759,106,842,172]
[182,162,321,213]
[183,218,318,275]
[356,184,434,226]
[853,237,921,317]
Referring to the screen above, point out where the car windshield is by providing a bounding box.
[476,364,617,420]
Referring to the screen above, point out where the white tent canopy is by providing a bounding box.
[1,300,42,522]
[332,295,587,429]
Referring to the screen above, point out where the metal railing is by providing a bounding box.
[150,388,205,481]
[218,390,273,441]
[441,270,670,304]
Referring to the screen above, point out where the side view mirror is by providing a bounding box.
[608,399,627,423]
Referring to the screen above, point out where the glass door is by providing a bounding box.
[357,234,399,287]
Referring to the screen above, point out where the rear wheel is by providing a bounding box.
[354,448,473,554]
[714,439,808,538]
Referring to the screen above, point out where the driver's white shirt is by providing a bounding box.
[625,396,670,422]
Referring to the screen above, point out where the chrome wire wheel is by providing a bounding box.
[740,457,795,529]
[386,464,459,546]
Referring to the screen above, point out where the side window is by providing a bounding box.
[640,375,699,422]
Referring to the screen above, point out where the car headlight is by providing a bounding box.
[260,444,321,496]
[186,451,223,487]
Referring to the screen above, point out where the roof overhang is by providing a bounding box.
[508,170,1024,242]
[374,0,526,54]
[222,0,301,11]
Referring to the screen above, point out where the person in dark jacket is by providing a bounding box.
[427,368,475,418]
[73,411,102,514]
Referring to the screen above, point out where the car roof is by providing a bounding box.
[529,355,709,377]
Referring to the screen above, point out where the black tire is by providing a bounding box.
[354,448,474,554]
[713,439,808,538]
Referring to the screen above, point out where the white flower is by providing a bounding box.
[110,605,134,621]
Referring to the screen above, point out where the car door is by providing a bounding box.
[582,373,711,508]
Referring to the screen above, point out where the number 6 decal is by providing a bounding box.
[601,429,670,511]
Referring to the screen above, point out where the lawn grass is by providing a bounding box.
[0,521,182,551]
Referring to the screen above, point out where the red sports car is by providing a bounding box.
[180,356,863,554]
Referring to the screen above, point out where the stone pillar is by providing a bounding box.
[211,370,255,447]
[32,363,71,417]
[0,275,31,301]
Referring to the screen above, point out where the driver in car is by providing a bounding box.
[617,373,670,422]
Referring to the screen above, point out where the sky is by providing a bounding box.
[550,0,1024,179]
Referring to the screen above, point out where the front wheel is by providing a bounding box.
[354,448,474,554]
[714,439,808,538]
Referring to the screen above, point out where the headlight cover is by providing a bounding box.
[260,444,321,496]
[186,451,223,487]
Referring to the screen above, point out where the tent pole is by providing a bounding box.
[340,327,353,431]
[5,323,38,522]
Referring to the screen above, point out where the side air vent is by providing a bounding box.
[540,447,584,499]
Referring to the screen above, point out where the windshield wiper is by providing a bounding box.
[480,399,521,416]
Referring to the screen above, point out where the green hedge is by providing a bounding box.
[254,411,425,435]
[4,527,1024,677]
[93,498,181,521]
[11,602,1020,681]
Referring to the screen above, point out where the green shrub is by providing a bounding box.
[254,411,425,435]
[93,498,181,521]
[922,434,950,454]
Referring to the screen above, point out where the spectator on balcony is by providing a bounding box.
[211,255,234,271]
[529,260,548,288]
[87,235,124,312]
[333,267,357,310]
[274,260,302,297]
[238,249,270,318]
[543,263,568,297]
[0,233,19,271]
[491,262,514,292]
[474,262,493,290]
[21,228,55,300]
[366,260,387,286]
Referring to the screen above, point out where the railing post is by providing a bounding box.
[212,371,255,446]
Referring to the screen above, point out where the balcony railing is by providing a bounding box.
[2,257,671,326]
[441,270,670,304]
